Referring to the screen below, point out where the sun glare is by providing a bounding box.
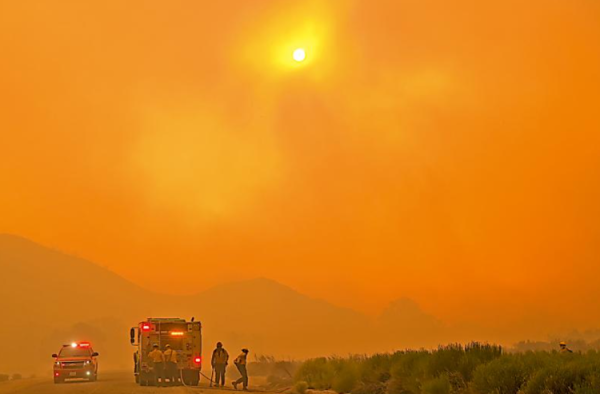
[293,48,306,62]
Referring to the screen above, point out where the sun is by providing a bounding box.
[293,48,306,62]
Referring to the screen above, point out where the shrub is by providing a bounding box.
[0,374,8,382]
[293,381,309,394]
[472,355,531,394]
[421,375,451,394]
[11,374,22,381]
[332,361,359,393]
[296,357,336,390]
[294,344,600,394]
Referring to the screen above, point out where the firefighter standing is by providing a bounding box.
[232,348,249,391]
[163,344,179,386]
[211,342,229,387]
[148,344,165,386]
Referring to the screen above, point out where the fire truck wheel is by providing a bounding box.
[182,369,200,386]
[89,373,97,382]
[53,377,63,384]
[191,371,200,386]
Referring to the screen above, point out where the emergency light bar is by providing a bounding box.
[66,342,92,348]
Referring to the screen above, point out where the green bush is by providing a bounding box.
[521,355,600,394]
[332,360,359,393]
[472,354,531,394]
[296,357,336,390]
[293,344,600,394]
[421,375,451,394]
[293,381,308,394]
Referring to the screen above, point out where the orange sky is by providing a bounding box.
[1,0,600,330]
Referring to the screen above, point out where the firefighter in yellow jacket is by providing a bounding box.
[211,342,229,387]
[560,341,573,353]
[148,344,165,386]
[163,344,179,386]
[232,348,249,391]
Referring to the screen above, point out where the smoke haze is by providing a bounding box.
[1,0,600,362]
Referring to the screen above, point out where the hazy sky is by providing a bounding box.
[1,0,599,328]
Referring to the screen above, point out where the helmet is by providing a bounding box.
[242,348,249,354]
[559,342,567,346]
[217,342,223,348]
[153,344,159,348]
[165,344,171,348]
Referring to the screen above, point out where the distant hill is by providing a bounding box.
[185,277,372,358]
[0,234,159,320]
[376,298,445,349]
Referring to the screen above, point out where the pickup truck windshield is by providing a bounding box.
[59,347,91,358]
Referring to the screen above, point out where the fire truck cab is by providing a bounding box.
[51,342,99,384]
[130,318,202,386]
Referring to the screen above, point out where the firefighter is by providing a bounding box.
[211,342,229,387]
[560,341,573,353]
[148,344,165,386]
[163,344,179,386]
[232,348,249,391]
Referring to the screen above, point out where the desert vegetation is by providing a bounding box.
[248,354,302,389]
[292,343,600,394]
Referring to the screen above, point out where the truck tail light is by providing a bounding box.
[55,372,60,377]
[141,324,152,332]
[194,356,201,364]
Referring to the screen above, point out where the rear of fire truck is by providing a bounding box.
[130,318,202,386]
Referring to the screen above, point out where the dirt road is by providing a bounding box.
[0,372,272,394]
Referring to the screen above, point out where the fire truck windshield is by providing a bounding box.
[59,347,92,358]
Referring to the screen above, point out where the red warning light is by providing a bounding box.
[79,342,91,348]
[194,356,202,364]
[141,324,152,332]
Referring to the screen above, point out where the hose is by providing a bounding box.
[178,368,215,390]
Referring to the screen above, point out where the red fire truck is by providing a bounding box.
[130,318,202,386]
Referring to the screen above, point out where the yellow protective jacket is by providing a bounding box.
[212,348,229,365]
[164,349,178,363]
[148,349,165,363]
[234,353,247,365]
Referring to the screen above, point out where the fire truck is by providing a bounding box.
[51,342,99,384]
[130,318,202,386]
